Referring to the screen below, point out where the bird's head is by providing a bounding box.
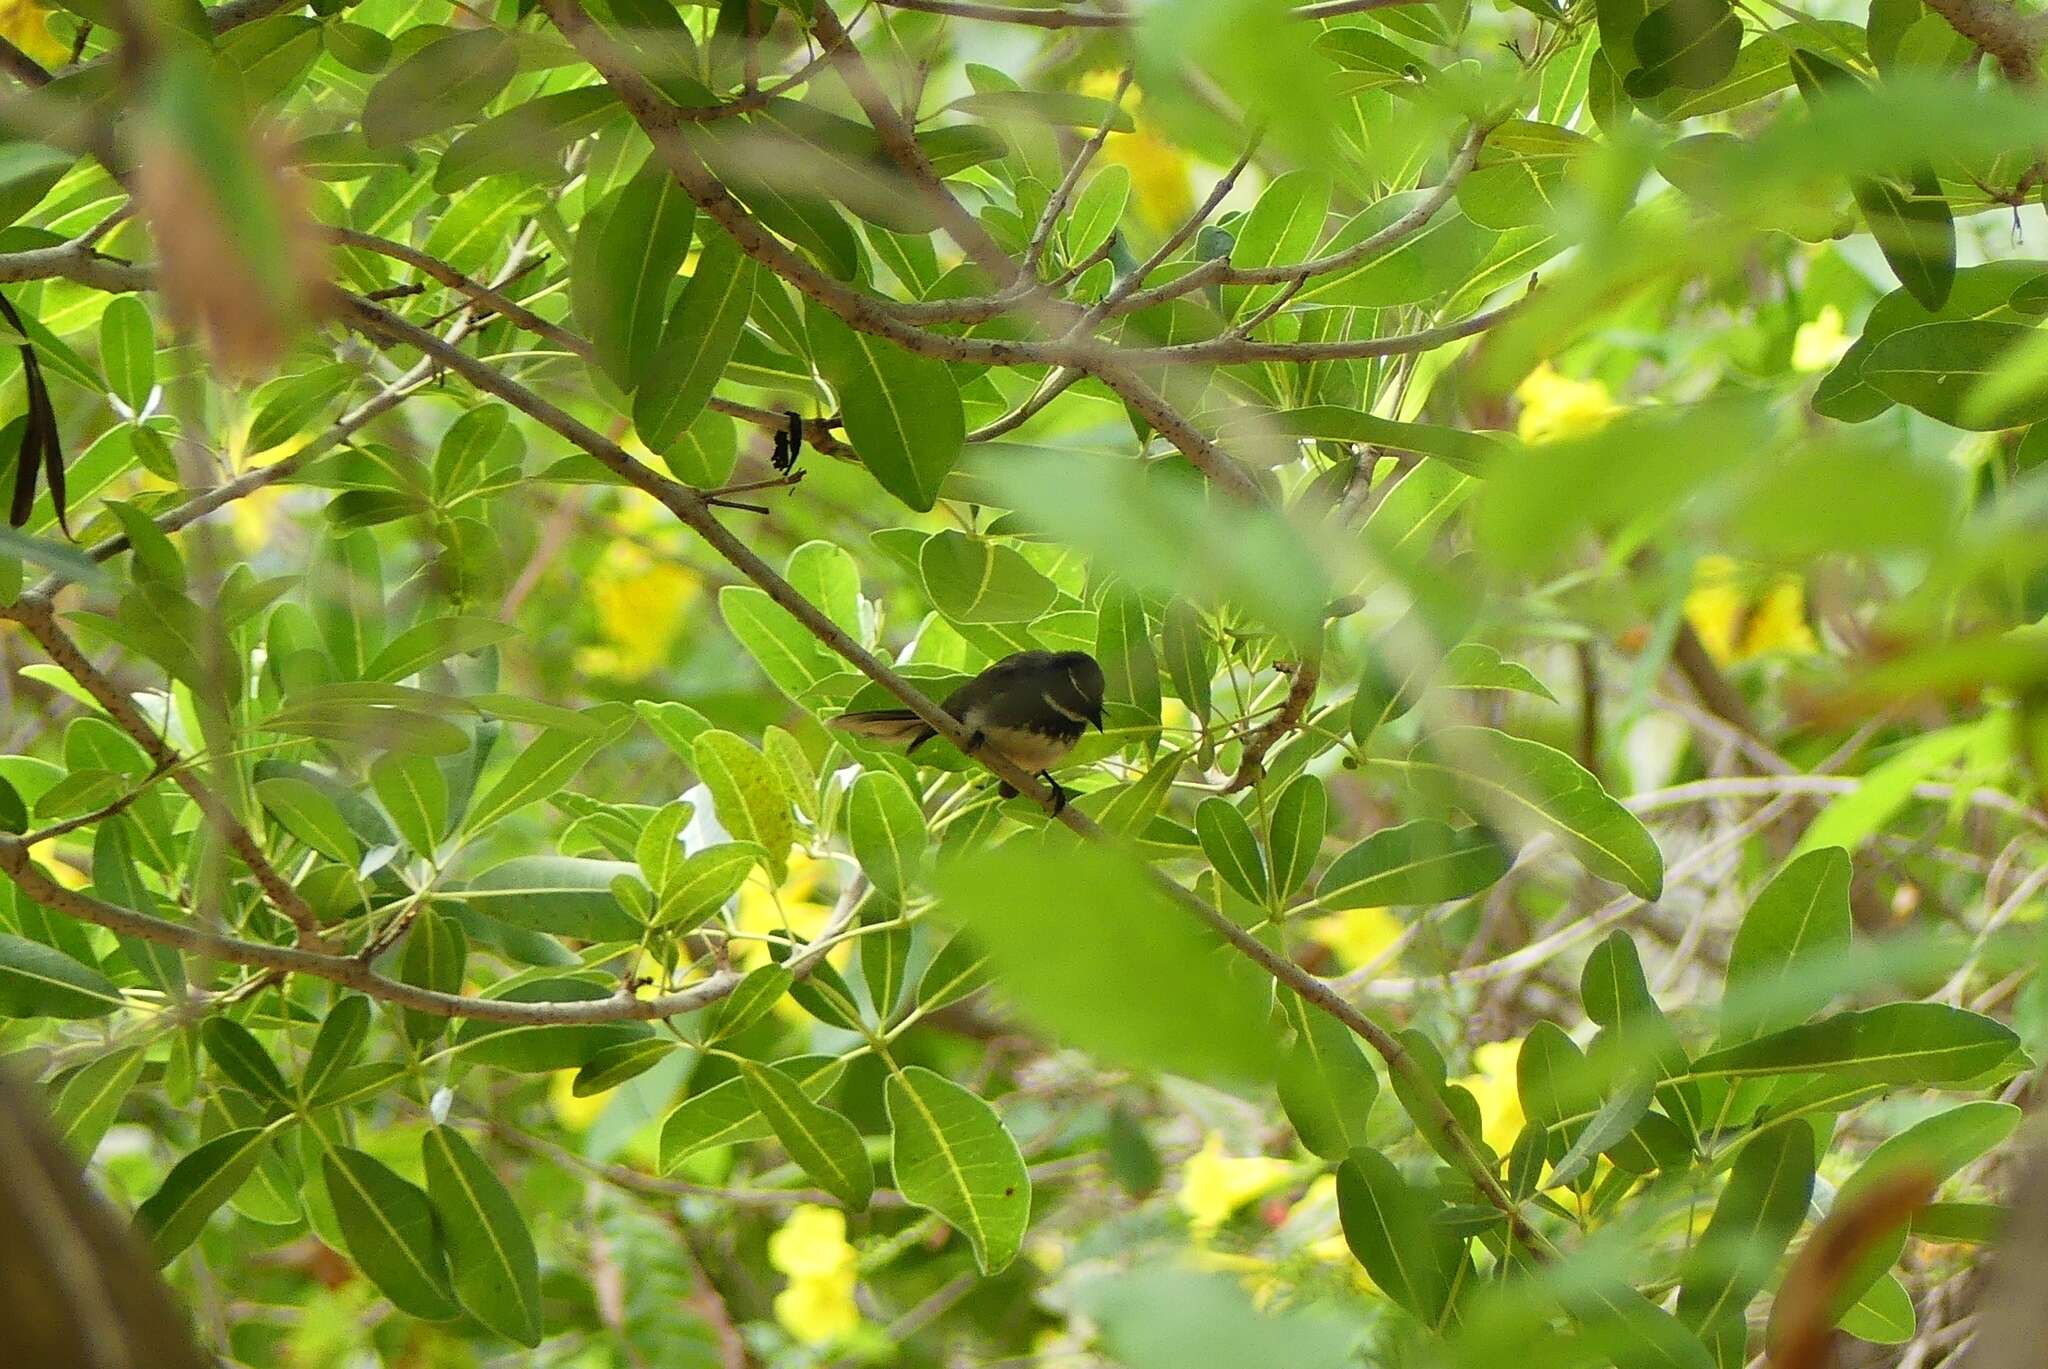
[1049,651,1107,731]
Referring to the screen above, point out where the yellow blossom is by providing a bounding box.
[1457,1038,1525,1156]
[769,1205,857,1279]
[574,532,700,681]
[1514,362,1621,445]
[28,837,87,891]
[773,1266,859,1346]
[769,1206,861,1345]
[1176,1132,1294,1234]
[229,483,289,554]
[1792,305,1852,373]
[547,1069,612,1131]
[1306,905,1403,972]
[0,0,66,67]
[1079,70,1193,236]
[1683,555,1818,666]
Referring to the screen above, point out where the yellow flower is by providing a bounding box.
[229,483,288,554]
[29,837,88,891]
[1683,555,1818,666]
[0,0,65,66]
[574,531,700,682]
[769,1204,856,1279]
[769,1206,861,1345]
[547,1069,612,1131]
[1456,1038,1524,1156]
[1079,70,1193,236]
[1176,1132,1295,1235]
[1792,305,1851,373]
[774,1266,859,1346]
[1514,362,1621,445]
[1306,905,1403,972]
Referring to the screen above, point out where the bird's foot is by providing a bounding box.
[1040,771,1068,815]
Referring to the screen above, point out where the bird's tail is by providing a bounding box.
[829,709,937,751]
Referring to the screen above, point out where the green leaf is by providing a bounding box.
[49,1045,146,1158]
[322,1145,460,1320]
[1628,0,1740,93]
[1277,996,1379,1160]
[1264,775,1325,901]
[1676,1123,1814,1351]
[848,770,927,901]
[106,501,185,590]
[372,750,448,855]
[634,800,693,895]
[886,1066,1031,1274]
[1335,1147,1455,1322]
[0,774,23,834]
[302,996,372,1105]
[138,1126,274,1261]
[719,584,837,701]
[462,707,630,835]
[1225,169,1329,317]
[572,1037,676,1095]
[99,295,156,411]
[657,1056,844,1169]
[255,776,361,865]
[399,906,466,1044]
[1568,1280,1717,1369]
[436,87,622,193]
[201,1017,293,1107]
[362,27,516,148]
[246,365,354,455]
[1720,847,1852,1047]
[654,842,764,932]
[915,929,992,1013]
[1195,797,1269,904]
[1393,727,1664,898]
[1688,1003,2021,1086]
[739,1060,874,1210]
[920,530,1059,625]
[365,616,518,684]
[423,1126,543,1346]
[1065,164,1129,263]
[1862,319,2048,430]
[0,931,122,1019]
[459,856,643,941]
[807,303,964,511]
[1547,1076,1654,1188]
[576,166,697,389]
[451,978,654,1072]
[934,842,1277,1081]
[711,963,794,1041]
[635,226,757,449]
[1441,643,1558,701]
[1159,600,1213,720]
[1825,1100,2023,1316]
[693,730,795,882]
[1319,819,1508,908]
[1838,1273,1915,1343]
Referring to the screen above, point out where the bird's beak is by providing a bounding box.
[1089,710,1105,732]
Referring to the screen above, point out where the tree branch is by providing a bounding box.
[1,593,327,942]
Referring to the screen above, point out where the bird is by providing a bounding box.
[829,650,1106,813]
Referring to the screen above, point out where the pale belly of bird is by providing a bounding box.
[978,722,1082,772]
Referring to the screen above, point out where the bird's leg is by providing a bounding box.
[1039,771,1067,815]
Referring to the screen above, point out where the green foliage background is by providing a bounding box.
[0,0,2046,1363]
